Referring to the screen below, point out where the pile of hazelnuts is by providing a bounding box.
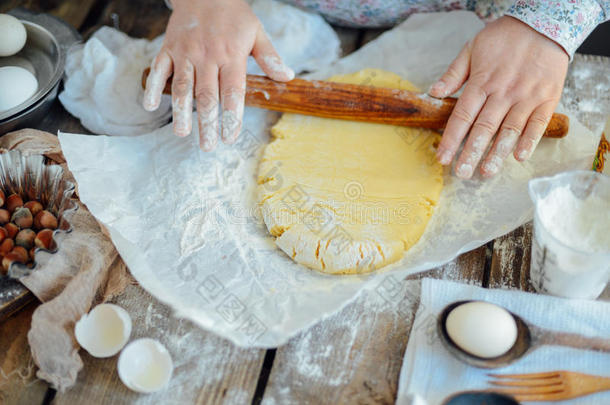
[0,189,58,275]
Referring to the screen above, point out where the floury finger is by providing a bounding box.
[171,60,194,137]
[143,52,172,112]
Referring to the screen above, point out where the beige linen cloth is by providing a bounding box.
[1,129,132,391]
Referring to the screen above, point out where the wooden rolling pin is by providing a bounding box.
[142,68,569,138]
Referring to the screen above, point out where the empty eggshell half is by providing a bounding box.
[75,303,132,358]
[118,338,173,393]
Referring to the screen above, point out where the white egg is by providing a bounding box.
[445,301,518,358]
[75,303,132,358]
[118,338,173,393]
[0,14,27,57]
[0,66,38,113]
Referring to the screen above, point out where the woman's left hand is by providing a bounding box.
[429,16,569,178]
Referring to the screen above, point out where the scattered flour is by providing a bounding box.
[415,92,445,107]
[578,99,602,114]
[262,55,295,80]
[538,185,610,253]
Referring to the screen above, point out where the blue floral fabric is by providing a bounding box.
[506,0,610,56]
[280,0,610,57]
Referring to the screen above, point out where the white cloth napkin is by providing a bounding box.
[397,278,610,405]
[58,0,340,136]
[59,27,171,136]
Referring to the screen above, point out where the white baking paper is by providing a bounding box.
[59,11,599,347]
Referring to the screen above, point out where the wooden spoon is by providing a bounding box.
[142,68,569,138]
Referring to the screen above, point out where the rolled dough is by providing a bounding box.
[257,69,443,274]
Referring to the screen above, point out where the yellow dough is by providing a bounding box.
[257,69,443,274]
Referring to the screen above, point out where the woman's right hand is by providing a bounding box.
[143,0,294,151]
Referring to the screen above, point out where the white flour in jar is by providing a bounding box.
[538,185,610,253]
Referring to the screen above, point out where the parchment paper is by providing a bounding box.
[58,11,599,348]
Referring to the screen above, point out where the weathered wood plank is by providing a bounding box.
[34,100,92,137]
[0,0,98,30]
[488,224,533,291]
[333,26,362,57]
[54,284,266,405]
[0,0,45,15]
[0,302,49,405]
[360,29,386,47]
[48,0,99,30]
[82,0,169,40]
[261,247,487,405]
[0,1,25,14]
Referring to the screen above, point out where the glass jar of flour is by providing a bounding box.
[528,171,610,299]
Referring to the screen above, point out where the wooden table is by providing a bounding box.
[0,1,608,404]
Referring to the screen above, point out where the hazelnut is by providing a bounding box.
[6,194,23,213]
[11,207,33,229]
[15,229,35,249]
[0,227,6,243]
[0,209,9,225]
[34,210,58,230]
[0,189,4,207]
[10,246,28,263]
[0,238,14,256]
[5,223,18,239]
[29,247,35,261]
[34,229,54,250]
[2,252,25,272]
[24,201,43,217]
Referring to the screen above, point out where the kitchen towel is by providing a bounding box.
[397,278,610,405]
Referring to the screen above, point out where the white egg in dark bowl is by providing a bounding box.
[0,14,27,57]
[0,10,80,133]
[0,66,39,113]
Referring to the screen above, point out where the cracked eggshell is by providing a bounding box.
[74,304,132,358]
[118,338,173,393]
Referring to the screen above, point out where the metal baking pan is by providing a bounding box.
[0,150,78,278]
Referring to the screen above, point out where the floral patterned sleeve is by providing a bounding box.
[165,0,607,59]
[506,0,610,58]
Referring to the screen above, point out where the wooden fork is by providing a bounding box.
[488,371,610,402]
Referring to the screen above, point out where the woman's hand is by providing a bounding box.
[429,16,569,178]
[143,0,294,151]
